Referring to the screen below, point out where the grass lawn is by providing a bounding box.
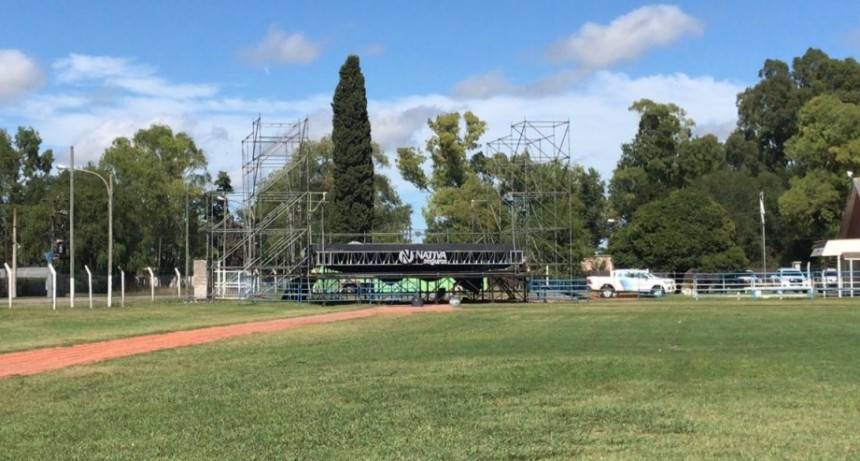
[0,299,345,353]
[1,298,859,460]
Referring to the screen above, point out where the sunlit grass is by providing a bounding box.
[1,298,859,459]
[0,299,344,353]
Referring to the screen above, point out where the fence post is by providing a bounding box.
[693,274,698,301]
[146,267,155,302]
[4,263,11,309]
[174,267,181,300]
[48,263,57,311]
[121,268,125,307]
[85,265,93,309]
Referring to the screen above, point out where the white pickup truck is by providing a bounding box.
[587,269,676,298]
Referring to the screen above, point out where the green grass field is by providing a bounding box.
[0,299,344,353]
[1,298,859,460]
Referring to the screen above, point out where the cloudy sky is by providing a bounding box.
[1,0,859,227]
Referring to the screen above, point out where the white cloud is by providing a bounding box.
[547,5,704,70]
[53,54,218,100]
[3,48,744,231]
[54,54,148,83]
[370,104,447,151]
[848,28,860,51]
[240,27,323,67]
[451,71,517,99]
[376,71,743,183]
[0,49,45,102]
[455,6,704,100]
[363,43,386,57]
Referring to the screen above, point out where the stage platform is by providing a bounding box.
[278,243,529,303]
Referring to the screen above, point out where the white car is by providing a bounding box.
[587,269,676,298]
[769,268,810,292]
[822,268,838,287]
[817,268,838,293]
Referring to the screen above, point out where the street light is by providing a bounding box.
[58,163,113,308]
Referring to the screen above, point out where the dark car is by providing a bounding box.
[695,270,758,293]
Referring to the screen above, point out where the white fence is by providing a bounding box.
[683,268,860,300]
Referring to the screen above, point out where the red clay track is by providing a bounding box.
[0,305,453,379]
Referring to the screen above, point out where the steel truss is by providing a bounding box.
[210,118,578,302]
[212,117,322,299]
[485,120,576,278]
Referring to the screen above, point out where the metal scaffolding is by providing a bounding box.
[211,117,322,299]
[208,117,579,302]
[485,120,575,277]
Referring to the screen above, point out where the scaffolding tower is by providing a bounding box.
[485,120,575,277]
[212,117,321,299]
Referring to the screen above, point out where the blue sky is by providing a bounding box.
[1,1,859,227]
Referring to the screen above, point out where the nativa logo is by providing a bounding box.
[398,249,448,265]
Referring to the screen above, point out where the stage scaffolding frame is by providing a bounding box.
[485,120,576,278]
[211,117,322,299]
[209,118,579,301]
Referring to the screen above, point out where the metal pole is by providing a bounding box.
[185,190,189,299]
[70,147,75,308]
[48,263,56,311]
[321,192,326,255]
[11,206,16,299]
[70,167,111,308]
[4,263,11,308]
[760,191,766,274]
[107,172,113,308]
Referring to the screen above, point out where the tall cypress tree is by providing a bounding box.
[330,54,374,241]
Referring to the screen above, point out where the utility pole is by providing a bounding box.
[11,206,16,299]
[185,190,189,300]
[70,147,75,308]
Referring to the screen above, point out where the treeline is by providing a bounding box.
[606,48,860,273]
[1,48,858,276]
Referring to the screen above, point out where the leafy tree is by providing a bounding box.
[736,48,860,175]
[253,137,411,244]
[785,94,860,175]
[214,171,234,193]
[609,99,706,221]
[0,127,55,265]
[330,55,374,240]
[609,189,748,273]
[695,170,786,269]
[792,48,860,104]
[572,166,608,248]
[304,137,410,239]
[100,125,208,274]
[776,94,860,248]
[397,111,488,234]
[396,111,487,194]
[211,171,233,223]
[676,134,726,180]
[368,147,412,238]
[723,129,763,174]
[736,59,804,172]
[779,171,842,242]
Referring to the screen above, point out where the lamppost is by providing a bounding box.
[59,164,113,308]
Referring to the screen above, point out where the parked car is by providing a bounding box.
[815,267,838,293]
[587,269,676,298]
[769,268,810,292]
[691,270,760,293]
[726,270,759,288]
[822,268,838,287]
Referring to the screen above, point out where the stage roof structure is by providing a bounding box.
[310,243,524,275]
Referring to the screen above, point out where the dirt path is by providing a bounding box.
[0,305,453,379]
